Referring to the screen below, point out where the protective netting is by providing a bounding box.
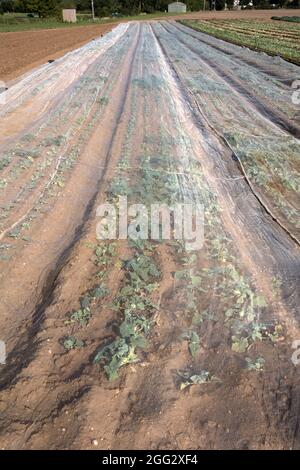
[152,21,300,241]
[0,21,300,449]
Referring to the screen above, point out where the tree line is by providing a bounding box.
[0,0,299,18]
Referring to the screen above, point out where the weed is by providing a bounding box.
[42,135,65,147]
[0,243,11,250]
[231,336,249,353]
[0,179,8,189]
[181,330,200,357]
[66,308,91,327]
[94,338,138,381]
[0,156,11,171]
[245,357,265,371]
[63,336,84,351]
[94,242,116,278]
[108,177,132,199]
[94,242,160,380]
[99,96,109,106]
[271,276,282,296]
[178,370,219,390]
[8,228,20,239]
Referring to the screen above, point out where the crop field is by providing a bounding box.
[181,18,300,64]
[0,11,186,32]
[0,20,300,450]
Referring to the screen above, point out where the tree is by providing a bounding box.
[18,0,60,17]
[215,0,225,9]
[0,0,15,13]
[186,0,205,10]
[94,0,123,17]
[62,0,76,8]
[290,0,300,7]
[75,0,91,11]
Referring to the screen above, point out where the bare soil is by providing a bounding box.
[0,24,114,82]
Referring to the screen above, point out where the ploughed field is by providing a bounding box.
[0,23,115,82]
[0,21,299,450]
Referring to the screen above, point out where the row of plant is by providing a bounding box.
[211,18,300,32]
[61,40,155,380]
[63,241,116,353]
[92,39,168,379]
[0,28,130,183]
[94,239,160,380]
[155,22,300,236]
[272,16,300,24]
[144,28,282,380]
[204,19,300,40]
[62,28,185,381]
[170,158,282,371]
[145,24,283,374]
[62,24,285,387]
[171,21,297,120]
[0,26,135,247]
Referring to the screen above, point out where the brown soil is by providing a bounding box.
[1,9,300,83]
[0,24,114,82]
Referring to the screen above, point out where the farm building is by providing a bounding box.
[168,2,187,13]
[62,9,77,23]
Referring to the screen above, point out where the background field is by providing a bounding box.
[1,9,300,83]
[0,11,186,32]
[181,17,300,64]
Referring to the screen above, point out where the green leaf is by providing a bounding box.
[192,311,203,325]
[253,296,267,308]
[131,334,148,349]
[179,370,218,390]
[231,336,249,353]
[119,320,135,339]
[63,336,84,351]
[191,275,202,287]
[189,331,200,357]
[70,308,91,326]
[180,330,200,357]
[92,285,109,298]
[245,357,265,371]
[80,295,90,309]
